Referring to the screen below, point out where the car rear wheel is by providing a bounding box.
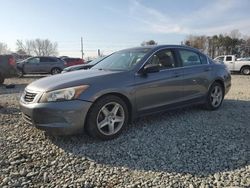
[205,82,224,110]
[51,68,61,75]
[241,66,250,75]
[86,95,128,140]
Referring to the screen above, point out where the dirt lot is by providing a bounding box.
[0,75,250,187]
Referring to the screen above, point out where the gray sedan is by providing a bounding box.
[19,45,231,140]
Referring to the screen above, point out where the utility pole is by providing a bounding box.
[81,37,84,59]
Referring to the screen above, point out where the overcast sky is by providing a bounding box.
[1,0,250,57]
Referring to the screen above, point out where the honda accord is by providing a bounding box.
[19,45,231,140]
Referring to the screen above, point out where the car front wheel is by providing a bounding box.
[205,82,224,110]
[86,95,128,140]
[16,69,24,78]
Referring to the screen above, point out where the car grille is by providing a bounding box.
[24,91,37,103]
[22,113,32,124]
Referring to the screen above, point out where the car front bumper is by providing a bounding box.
[19,100,92,135]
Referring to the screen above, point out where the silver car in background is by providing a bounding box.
[17,56,65,76]
[19,45,231,140]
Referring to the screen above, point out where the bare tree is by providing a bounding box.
[16,40,34,55]
[141,40,158,46]
[185,35,206,50]
[16,39,58,56]
[0,42,10,55]
[229,29,241,39]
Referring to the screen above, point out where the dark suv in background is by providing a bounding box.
[17,56,65,76]
[0,55,17,84]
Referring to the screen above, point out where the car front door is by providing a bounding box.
[177,49,212,101]
[224,56,234,71]
[135,48,183,114]
[23,57,40,73]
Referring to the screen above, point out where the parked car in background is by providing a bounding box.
[61,56,106,73]
[62,57,85,67]
[20,45,231,140]
[214,55,250,75]
[0,55,17,84]
[16,56,65,76]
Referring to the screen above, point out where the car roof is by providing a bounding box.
[33,56,58,58]
[119,45,201,53]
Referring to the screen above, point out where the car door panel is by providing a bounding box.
[40,57,52,73]
[23,57,40,73]
[177,49,212,101]
[181,65,212,100]
[134,48,185,114]
[135,69,184,113]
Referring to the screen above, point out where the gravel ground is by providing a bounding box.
[0,75,250,187]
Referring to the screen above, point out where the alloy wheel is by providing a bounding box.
[52,68,61,75]
[96,102,125,136]
[210,85,223,108]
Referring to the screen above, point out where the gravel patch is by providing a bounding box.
[0,75,250,187]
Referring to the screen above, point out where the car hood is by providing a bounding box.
[26,69,121,92]
[64,64,92,71]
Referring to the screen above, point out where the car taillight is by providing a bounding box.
[8,57,16,66]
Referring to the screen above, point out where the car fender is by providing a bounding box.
[83,87,137,121]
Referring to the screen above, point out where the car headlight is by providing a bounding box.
[39,85,89,103]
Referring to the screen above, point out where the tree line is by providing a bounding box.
[0,39,58,56]
[184,30,250,58]
[1,30,250,58]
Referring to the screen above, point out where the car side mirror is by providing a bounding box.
[143,64,160,74]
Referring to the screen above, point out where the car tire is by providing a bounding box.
[205,82,224,110]
[86,95,129,140]
[241,66,250,75]
[16,69,24,78]
[51,67,61,75]
[0,74,4,85]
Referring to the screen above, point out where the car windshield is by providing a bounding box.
[92,49,149,71]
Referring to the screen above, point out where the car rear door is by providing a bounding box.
[177,49,212,101]
[40,57,58,73]
[39,57,51,73]
[135,48,184,114]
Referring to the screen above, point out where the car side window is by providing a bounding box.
[226,56,232,61]
[179,50,202,67]
[40,57,49,63]
[48,58,57,62]
[28,57,40,64]
[148,49,176,70]
[200,54,208,64]
[217,57,224,62]
[40,57,57,62]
